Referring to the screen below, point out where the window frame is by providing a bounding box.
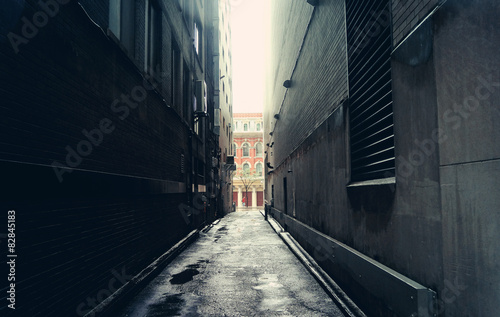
[255,142,263,157]
[242,143,250,157]
[242,162,250,174]
[146,0,162,75]
[255,162,263,176]
[109,0,135,57]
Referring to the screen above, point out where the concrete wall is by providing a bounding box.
[265,0,347,168]
[433,1,500,316]
[265,0,499,316]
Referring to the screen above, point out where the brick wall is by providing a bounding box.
[0,1,213,316]
[79,0,109,29]
[233,137,264,169]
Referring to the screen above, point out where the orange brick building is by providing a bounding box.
[232,113,264,208]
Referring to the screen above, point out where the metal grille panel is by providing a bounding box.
[347,0,395,181]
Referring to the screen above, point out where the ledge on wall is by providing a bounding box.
[347,177,395,212]
[267,207,437,317]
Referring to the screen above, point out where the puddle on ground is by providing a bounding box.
[187,259,209,270]
[170,268,200,285]
[146,293,183,316]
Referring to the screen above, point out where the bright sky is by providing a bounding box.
[231,0,269,114]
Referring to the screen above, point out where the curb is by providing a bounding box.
[258,209,265,218]
[264,214,367,317]
[86,227,203,317]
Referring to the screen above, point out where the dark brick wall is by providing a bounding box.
[2,1,188,182]
[392,0,441,46]
[79,0,109,29]
[2,171,188,316]
[0,0,214,316]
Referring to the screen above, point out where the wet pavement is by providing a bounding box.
[118,210,345,317]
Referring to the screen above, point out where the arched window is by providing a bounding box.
[233,143,237,156]
[255,143,263,157]
[242,143,250,157]
[256,123,261,131]
[243,163,250,173]
[256,162,263,176]
[244,123,248,131]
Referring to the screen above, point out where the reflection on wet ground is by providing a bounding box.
[119,211,345,317]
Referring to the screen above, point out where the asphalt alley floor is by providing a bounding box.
[118,210,345,317]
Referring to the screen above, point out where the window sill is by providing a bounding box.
[347,177,395,188]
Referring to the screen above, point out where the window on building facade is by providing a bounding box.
[171,40,182,115]
[183,61,191,121]
[194,21,199,54]
[146,0,161,74]
[255,143,263,157]
[347,0,394,182]
[244,123,248,131]
[242,143,249,157]
[256,123,261,131]
[109,0,135,57]
[256,163,263,176]
[233,143,237,156]
[194,19,202,58]
[243,163,250,173]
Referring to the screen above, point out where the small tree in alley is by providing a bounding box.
[237,168,257,208]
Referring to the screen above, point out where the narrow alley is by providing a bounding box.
[118,210,346,317]
[1,1,498,316]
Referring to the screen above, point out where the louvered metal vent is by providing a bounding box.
[347,0,395,182]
